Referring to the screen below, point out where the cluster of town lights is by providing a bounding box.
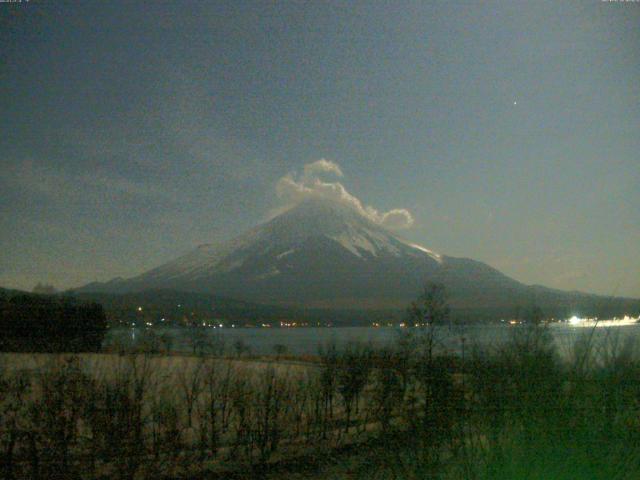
[279,321,310,327]
[132,304,638,330]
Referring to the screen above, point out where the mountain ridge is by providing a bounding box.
[75,198,639,316]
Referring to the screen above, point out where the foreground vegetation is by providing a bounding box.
[1,284,639,478]
[2,321,640,479]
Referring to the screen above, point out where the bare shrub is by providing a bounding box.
[0,369,30,480]
[83,355,155,479]
[229,367,253,459]
[337,341,372,432]
[177,357,205,428]
[251,366,292,464]
[233,338,250,358]
[29,357,91,478]
[370,347,404,433]
[317,341,338,438]
[273,343,288,359]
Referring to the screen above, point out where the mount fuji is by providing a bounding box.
[77,198,637,315]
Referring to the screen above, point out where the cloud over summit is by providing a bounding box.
[276,159,414,229]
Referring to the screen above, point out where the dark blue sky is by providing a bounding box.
[1,1,638,296]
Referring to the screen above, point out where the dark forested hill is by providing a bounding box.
[0,288,107,352]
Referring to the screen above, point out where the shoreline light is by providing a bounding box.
[569,315,582,325]
[565,315,639,328]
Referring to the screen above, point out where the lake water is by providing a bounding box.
[105,321,640,358]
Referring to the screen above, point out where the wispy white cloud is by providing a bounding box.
[4,159,168,203]
[303,158,343,180]
[275,159,414,229]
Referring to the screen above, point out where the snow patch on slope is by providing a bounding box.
[330,231,376,257]
[253,267,281,280]
[327,224,407,258]
[277,249,295,259]
[408,243,442,263]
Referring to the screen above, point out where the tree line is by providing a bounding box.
[0,290,107,352]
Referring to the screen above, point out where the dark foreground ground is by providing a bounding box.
[2,324,640,479]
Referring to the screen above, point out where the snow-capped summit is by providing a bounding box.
[256,198,441,261]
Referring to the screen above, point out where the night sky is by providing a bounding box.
[1,1,638,297]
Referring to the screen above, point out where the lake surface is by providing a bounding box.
[105,322,640,358]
